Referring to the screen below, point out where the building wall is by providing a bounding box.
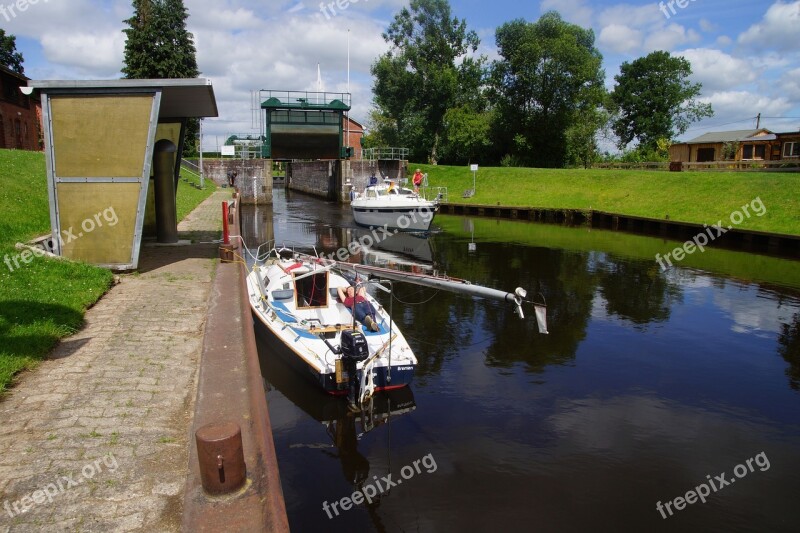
[287,159,407,202]
[201,159,273,204]
[287,160,335,198]
[0,69,42,151]
[778,133,800,159]
[343,117,364,158]
[670,141,781,162]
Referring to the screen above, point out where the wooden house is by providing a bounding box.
[668,129,780,162]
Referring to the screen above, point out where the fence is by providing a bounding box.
[593,160,800,172]
[362,147,409,161]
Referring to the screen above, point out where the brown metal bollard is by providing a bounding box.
[219,243,235,262]
[195,422,246,495]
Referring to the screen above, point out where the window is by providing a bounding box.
[742,144,766,159]
[784,142,800,158]
[696,148,715,162]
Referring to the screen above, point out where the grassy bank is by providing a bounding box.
[0,149,215,392]
[412,165,800,235]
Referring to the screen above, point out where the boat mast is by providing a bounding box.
[326,259,547,332]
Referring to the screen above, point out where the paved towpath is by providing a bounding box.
[0,189,230,532]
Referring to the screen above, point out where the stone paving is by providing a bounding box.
[0,190,231,532]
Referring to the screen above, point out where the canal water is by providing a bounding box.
[242,189,800,532]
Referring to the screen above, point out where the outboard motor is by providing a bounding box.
[340,330,369,407]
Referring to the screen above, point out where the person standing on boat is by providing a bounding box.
[337,285,380,332]
[412,168,424,193]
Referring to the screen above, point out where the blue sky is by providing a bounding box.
[3,0,799,150]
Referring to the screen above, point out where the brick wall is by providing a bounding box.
[0,99,41,151]
[287,160,335,198]
[201,159,273,204]
[287,159,408,203]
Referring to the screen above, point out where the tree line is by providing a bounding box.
[365,0,712,167]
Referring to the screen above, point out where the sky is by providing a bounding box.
[3,0,800,151]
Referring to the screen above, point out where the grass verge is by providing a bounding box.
[412,164,800,236]
[0,149,216,392]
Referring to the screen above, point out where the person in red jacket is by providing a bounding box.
[337,285,380,332]
[412,169,424,193]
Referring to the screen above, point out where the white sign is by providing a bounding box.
[221,145,235,156]
[470,164,478,171]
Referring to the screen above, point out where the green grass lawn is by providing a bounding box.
[413,164,800,235]
[0,149,215,393]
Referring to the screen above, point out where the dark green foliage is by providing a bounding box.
[610,51,713,152]
[0,29,24,74]
[122,0,199,79]
[489,12,606,168]
[371,0,485,164]
[122,0,199,157]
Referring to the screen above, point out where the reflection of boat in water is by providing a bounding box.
[353,228,435,265]
[246,248,418,402]
[259,337,416,433]
[259,330,416,494]
[351,180,440,231]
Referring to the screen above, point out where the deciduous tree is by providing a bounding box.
[489,12,605,168]
[0,29,24,74]
[610,51,712,152]
[371,0,484,164]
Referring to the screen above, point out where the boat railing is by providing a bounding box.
[422,186,448,203]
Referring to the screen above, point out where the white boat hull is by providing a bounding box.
[352,205,438,231]
[246,256,418,395]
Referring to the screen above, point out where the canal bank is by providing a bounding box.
[439,202,800,258]
[0,190,286,531]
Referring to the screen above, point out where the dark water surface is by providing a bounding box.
[244,189,800,532]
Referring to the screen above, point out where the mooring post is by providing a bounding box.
[195,421,247,495]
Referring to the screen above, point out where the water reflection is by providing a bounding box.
[244,190,800,532]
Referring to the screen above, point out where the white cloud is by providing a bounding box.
[598,24,642,54]
[716,35,732,47]
[539,0,594,27]
[679,48,758,93]
[597,3,662,28]
[738,0,800,51]
[643,23,700,52]
[38,31,125,78]
[780,68,800,100]
[699,91,793,119]
[698,19,716,33]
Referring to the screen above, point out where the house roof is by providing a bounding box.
[344,116,365,129]
[0,64,28,80]
[741,133,777,142]
[686,129,772,144]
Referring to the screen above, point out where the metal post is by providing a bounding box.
[154,139,179,243]
[222,201,230,245]
[199,118,204,189]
